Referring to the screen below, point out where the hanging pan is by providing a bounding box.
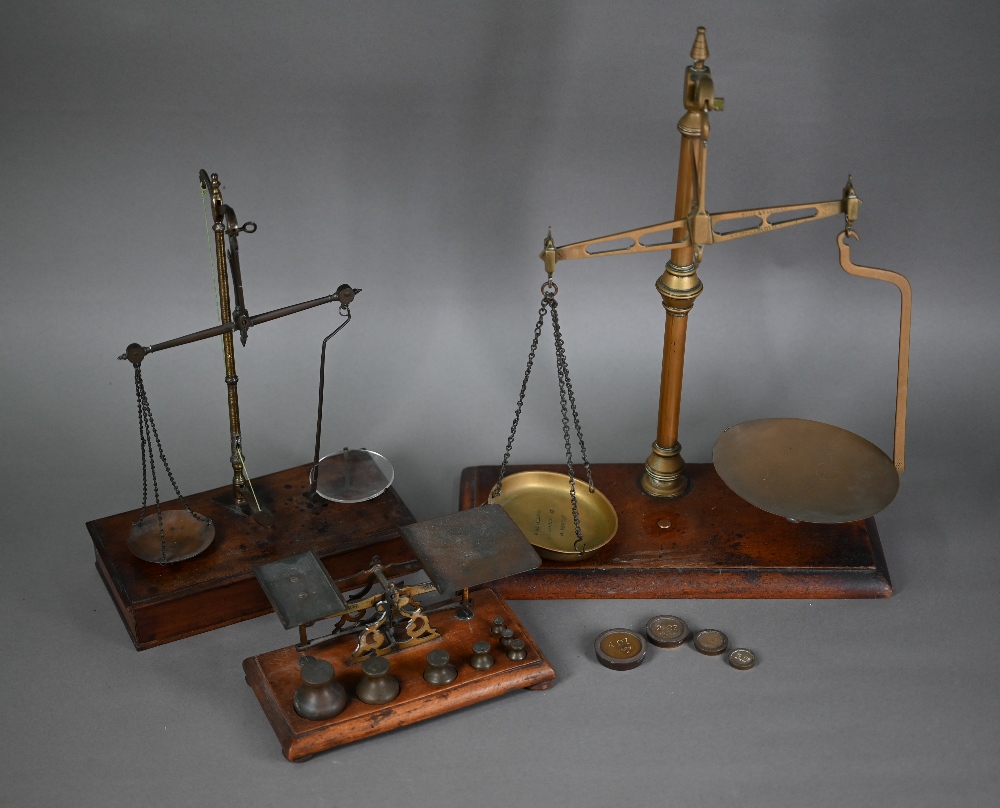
[487,470,617,561]
[713,228,911,524]
[308,291,395,504]
[489,269,618,561]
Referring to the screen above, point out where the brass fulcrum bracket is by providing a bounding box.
[541,27,869,499]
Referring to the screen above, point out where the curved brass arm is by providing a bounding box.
[838,230,912,472]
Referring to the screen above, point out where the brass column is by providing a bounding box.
[206,172,247,505]
[641,29,711,498]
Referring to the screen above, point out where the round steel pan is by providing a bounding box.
[713,418,899,523]
[314,449,394,504]
[487,471,618,561]
[127,510,215,564]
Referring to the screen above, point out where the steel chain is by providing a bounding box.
[493,280,590,554]
[549,299,588,552]
[549,298,594,491]
[493,295,549,497]
[133,363,204,563]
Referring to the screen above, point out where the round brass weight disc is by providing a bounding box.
[487,471,617,561]
[127,510,215,564]
[713,418,899,524]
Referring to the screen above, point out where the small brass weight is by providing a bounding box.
[495,27,911,539]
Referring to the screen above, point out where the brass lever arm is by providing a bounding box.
[837,231,911,473]
[708,199,845,244]
[552,217,691,262]
[550,197,849,262]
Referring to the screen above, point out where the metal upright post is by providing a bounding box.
[641,28,713,498]
[204,171,247,506]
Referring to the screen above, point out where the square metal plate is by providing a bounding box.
[400,505,541,595]
[253,551,347,629]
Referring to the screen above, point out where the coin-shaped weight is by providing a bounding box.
[692,629,729,656]
[728,648,757,670]
[645,615,690,648]
[594,628,646,671]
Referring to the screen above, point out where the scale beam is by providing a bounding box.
[707,198,846,244]
[552,218,689,262]
[119,285,360,364]
[118,283,361,365]
[549,196,853,264]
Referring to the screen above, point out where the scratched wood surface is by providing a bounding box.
[88,462,416,650]
[460,463,891,599]
[243,588,556,761]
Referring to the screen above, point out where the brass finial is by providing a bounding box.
[691,27,709,67]
[843,175,861,229]
[542,227,557,276]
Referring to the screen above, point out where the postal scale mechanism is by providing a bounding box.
[467,27,912,600]
[244,505,555,761]
[88,170,415,651]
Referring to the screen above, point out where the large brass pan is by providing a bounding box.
[713,418,899,523]
[487,471,618,561]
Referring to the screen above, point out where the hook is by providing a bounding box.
[837,230,912,474]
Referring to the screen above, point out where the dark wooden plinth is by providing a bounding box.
[88,463,416,650]
[243,588,555,761]
[460,463,892,599]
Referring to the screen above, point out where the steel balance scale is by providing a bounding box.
[87,171,417,650]
[465,28,912,599]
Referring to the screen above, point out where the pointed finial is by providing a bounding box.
[691,27,709,66]
[843,175,861,229]
[542,227,557,276]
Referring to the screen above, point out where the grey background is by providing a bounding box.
[2,1,998,805]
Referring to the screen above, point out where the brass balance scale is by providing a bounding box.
[87,170,416,650]
[470,27,912,599]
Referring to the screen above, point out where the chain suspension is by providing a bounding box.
[493,280,592,553]
[132,363,203,563]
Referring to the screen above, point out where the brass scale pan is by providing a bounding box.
[488,471,617,561]
[713,232,912,524]
[494,232,910,558]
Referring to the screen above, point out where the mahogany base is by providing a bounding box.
[460,463,892,599]
[88,463,416,650]
[242,588,556,761]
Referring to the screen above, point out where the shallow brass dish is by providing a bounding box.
[487,471,617,561]
[713,417,900,523]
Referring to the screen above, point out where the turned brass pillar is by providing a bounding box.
[641,30,712,498]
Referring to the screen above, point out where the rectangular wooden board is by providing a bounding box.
[460,463,892,599]
[243,587,556,761]
[88,462,416,650]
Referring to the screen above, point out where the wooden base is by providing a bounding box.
[243,588,555,761]
[88,463,416,650]
[460,463,892,599]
